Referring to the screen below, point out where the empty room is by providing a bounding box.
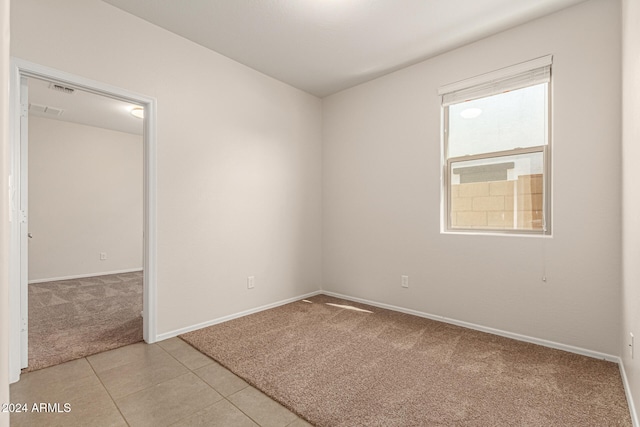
[26,77,145,372]
[0,0,639,426]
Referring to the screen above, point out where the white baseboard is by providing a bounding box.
[160,288,619,362]
[321,291,619,362]
[156,290,323,342]
[28,268,143,284]
[618,358,639,427]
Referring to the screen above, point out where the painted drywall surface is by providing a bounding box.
[323,0,621,354]
[28,116,143,281]
[0,0,10,423]
[622,0,640,418]
[11,0,323,334]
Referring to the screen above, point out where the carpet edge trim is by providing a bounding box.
[618,357,640,427]
[177,336,312,424]
[322,291,619,362]
[156,290,323,341]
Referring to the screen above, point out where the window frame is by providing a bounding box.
[440,61,552,236]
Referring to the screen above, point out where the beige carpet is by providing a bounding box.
[27,271,143,372]
[181,294,631,427]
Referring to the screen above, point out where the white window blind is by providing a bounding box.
[439,55,552,107]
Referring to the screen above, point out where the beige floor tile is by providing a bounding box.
[115,372,223,427]
[171,399,259,427]
[10,343,308,427]
[228,386,298,427]
[87,342,164,373]
[11,358,94,402]
[157,337,214,370]
[10,368,126,427]
[94,346,189,399]
[194,362,249,397]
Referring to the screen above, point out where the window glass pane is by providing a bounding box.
[450,152,544,231]
[448,84,547,158]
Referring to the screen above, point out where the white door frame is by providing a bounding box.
[8,58,158,383]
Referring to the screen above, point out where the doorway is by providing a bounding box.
[9,59,158,383]
[27,76,144,370]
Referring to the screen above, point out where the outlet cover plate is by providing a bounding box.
[401,275,409,288]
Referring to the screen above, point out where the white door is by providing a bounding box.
[19,76,29,368]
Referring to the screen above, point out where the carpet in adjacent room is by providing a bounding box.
[27,271,143,372]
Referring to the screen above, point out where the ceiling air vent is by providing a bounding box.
[48,83,75,95]
[29,103,46,114]
[29,103,64,116]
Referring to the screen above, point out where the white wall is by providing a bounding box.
[0,0,10,423]
[28,116,143,281]
[622,0,640,421]
[11,0,323,335]
[323,0,622,355]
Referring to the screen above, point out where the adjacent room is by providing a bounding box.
[26,77,144,371]
[0,0,638,426]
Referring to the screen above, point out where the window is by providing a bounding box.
[439,56,552,235]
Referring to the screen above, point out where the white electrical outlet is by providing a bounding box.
[630,333,635,359]
[100,252,107,261]
[401,275,409,288]
[247,276,255,289]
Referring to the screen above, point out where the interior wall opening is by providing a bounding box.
[24,76,145,371]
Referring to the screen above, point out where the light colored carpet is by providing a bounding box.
[27,271,143,372]
[180,294,632,427]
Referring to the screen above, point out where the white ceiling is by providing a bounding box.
[103,0,586,97]
[28,77,143,135]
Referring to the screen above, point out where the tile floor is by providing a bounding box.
[10,338,312,427]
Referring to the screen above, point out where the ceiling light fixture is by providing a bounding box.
[460,108,482,119]
[130,107,144,119]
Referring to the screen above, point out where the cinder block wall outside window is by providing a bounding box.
[451,174,543,230]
